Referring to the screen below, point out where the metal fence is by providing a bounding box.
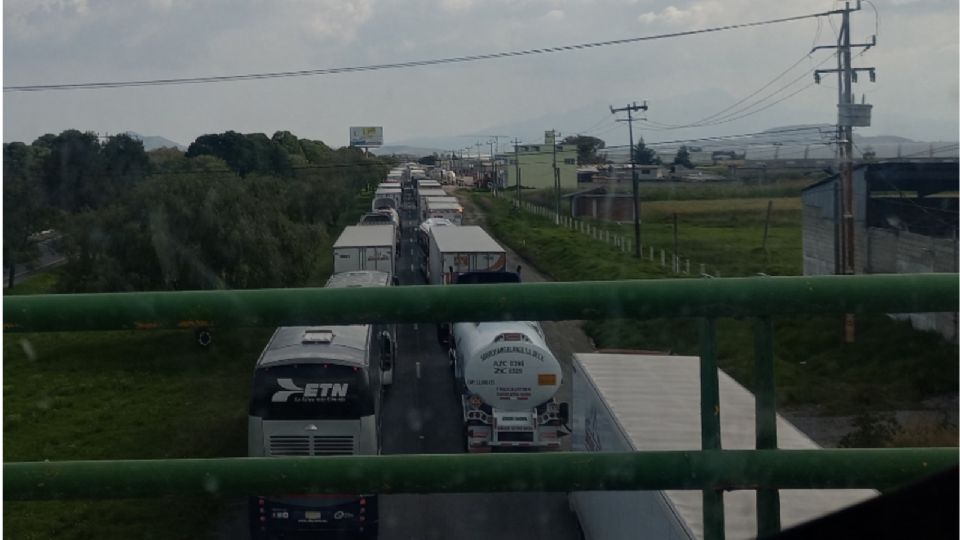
[514,199,710,275]
[5,273,958,540]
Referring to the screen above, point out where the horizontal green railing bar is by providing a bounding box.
[5,449,955,501]
[4,273,957,333]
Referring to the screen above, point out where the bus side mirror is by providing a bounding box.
[559,402,570,424]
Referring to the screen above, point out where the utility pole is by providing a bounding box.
[610,101,649,257]
[489,139,497,195]
[475,141,483,187]
[512,138,523,204]
[547,130,561,224]
[814,0,875,343]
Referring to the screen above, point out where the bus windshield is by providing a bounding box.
[249,363,373,420]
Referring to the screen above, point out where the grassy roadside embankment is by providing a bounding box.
[473,193,958,430]
[3,191,374,539]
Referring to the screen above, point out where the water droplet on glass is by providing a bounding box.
[203,474,220,493]
[19,339,37,361]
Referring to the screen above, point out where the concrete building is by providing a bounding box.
[801,161,958,340]
[505,131,578,191]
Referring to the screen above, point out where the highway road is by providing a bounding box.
[213,193,583,539]
[3,236,66,288]
[376,197,581,540]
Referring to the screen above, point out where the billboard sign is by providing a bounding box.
[350,126,383,147]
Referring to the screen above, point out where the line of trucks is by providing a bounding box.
[258,162,876,538]
[337,164,569,452]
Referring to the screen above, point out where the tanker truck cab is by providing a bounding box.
[450,320,566,452]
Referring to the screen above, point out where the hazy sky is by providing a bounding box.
[3,0,958,148]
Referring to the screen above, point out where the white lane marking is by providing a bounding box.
[413,323,419,331]
[416,361,421,379]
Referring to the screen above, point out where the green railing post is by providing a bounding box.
[699,317,725,540]
[754,316,781,536]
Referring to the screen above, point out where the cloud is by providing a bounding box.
[440,0,473,12]
[297,0,374,42]
[542,9,565,21]
[5,0,91,39]
[637,2,725,26]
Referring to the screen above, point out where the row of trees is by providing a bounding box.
[556,134,694,168]
[3,130,393,291]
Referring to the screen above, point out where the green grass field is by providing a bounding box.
[474,193,958,416]
[4,327,273,539]
[3,191,376,539]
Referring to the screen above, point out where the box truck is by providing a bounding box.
[423,198,464,225]
[426,226,506,285]
[333,225,395,276]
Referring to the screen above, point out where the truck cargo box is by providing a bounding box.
[570,353,876,540]
[333,225,396,276]
[427,226,505,285]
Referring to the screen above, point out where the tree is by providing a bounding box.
[186,131,257,177]
[418,155,437,166]
[632,138,661,165]
[40,130,104,212]
[101,133,150,198]
[561,135,606,164]
[3,143,52,287]
[673,145,694,169]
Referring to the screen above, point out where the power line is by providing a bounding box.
[5,9,845,93]
[650,52,836,130]
[604,126,830,149]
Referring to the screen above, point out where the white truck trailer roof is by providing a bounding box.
[333,225,394,248]
[424,196,459,205]
[573,353,876,540]
[417,188,447,197]
[426,201,464,211]
[430,226,503,253]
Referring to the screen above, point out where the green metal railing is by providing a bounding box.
[7,450,954,500]
[4,273,956,332]
[4,273,958,540]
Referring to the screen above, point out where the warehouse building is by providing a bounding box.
[801,161,958,340]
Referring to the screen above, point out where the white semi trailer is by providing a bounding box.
[426,226,506,285]
[417,188,447,214]
[569,353,876,540]
[372,186,402,211]
[333,225,396,276]
[423,199,464,225]
[450,321,567,452]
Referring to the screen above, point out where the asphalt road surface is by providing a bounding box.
[213,193,584,539]
[376,195,581,540]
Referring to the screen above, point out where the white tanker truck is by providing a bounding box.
[450,320,568,452]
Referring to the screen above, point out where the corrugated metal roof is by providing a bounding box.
[574,353,875,540]
[333,225,394,248]
[431,225,504,253]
